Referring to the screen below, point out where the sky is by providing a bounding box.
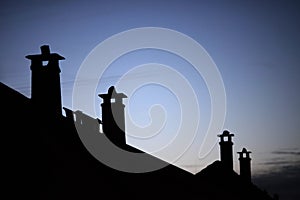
[1,0,300,199]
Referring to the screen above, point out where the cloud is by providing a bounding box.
[253,161,300,200]
[258,149,300,167]
[272,151,300,156]
[253,149,300,200]
[262,161,291,166]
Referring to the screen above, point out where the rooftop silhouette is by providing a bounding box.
[2,45,276,200]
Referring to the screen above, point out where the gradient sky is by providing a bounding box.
[1,0,299,199]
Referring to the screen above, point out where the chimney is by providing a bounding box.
[218,130,234,171]
[99,86,127,149]
[237,148,252,182]
[26,45,65,119]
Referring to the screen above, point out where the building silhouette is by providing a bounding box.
[2,45,276,200]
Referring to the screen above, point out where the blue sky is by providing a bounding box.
[1,0,300,198]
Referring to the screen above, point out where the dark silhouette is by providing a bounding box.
[26,45,64,120]
[218,130,234,171]
[99,86,128,149]
[2,45,276,200]
[238,147,252,183]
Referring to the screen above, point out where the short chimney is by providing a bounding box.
[237,148,252,182]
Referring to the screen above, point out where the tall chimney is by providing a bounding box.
[218,130,234,171]
[26,45,65,119]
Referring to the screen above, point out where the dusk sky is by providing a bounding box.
[1,1,300,199]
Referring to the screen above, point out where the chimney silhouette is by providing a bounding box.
[99,86,127,149]
[218,130,234,171]
[237,148,252,182]
[26,45,65,119]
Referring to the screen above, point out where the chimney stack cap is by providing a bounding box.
[26,45,65,61]
[218,130,234,137]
